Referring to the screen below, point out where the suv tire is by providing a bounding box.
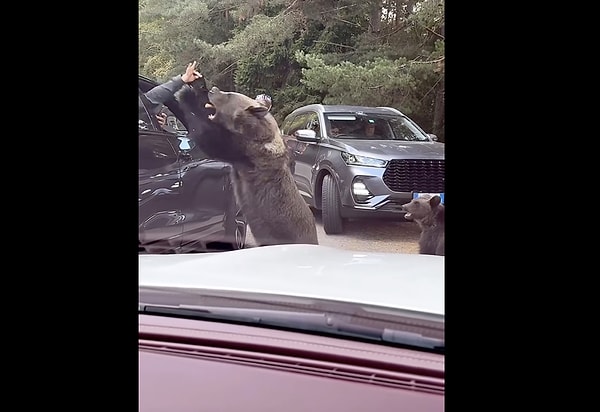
[322,174,344,234]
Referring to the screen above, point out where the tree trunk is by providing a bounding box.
[432,78,445,142]
[370,2,382,33]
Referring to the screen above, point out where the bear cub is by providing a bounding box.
[401,195,444,256]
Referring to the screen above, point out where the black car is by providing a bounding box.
[280,104,445,234]
[138,74,247,253]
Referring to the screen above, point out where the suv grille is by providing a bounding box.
[382,159,445,193]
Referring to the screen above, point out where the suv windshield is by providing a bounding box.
[326,112,430,141]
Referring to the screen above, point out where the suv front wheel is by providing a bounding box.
[321,174,344,235]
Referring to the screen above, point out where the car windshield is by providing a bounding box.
[326,113,431,141]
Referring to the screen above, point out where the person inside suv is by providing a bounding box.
[364,121,378,137]
[349,119,381,139]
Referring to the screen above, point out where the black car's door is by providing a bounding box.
[138,96,184,250]
[178,137,231,247]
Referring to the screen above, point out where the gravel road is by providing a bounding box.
[246,210,421,254]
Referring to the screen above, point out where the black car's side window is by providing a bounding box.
[160,108,189,135]
[139,136,178,171]
[139,95,155,131]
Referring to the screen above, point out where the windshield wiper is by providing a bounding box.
[139,303,444,351]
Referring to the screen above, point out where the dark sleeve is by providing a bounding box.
[143,75,186,108]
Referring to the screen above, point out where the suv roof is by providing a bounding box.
[290,104,406,116]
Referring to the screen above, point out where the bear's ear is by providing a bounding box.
[246,104,269,118]
[430,195,441,208]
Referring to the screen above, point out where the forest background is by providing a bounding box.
[139,0,445,141]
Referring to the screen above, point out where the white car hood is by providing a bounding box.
[139,245,444,316]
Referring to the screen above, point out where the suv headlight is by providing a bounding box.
[352,179,374,202]
[341,152,388,168]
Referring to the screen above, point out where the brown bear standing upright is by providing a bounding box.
[401,195,444,256]
[190,86,318,246]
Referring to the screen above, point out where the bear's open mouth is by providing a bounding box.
[205,102,216,120]
[403,212,412,219]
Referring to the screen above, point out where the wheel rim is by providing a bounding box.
[234,211,246,249]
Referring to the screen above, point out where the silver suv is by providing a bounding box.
[280,104,445,234]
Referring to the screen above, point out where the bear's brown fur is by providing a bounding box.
[198,86,318,246]
[401,195,444,256]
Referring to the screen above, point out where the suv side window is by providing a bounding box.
[304,112,321,137]
[280,115,298,135]
[282,112,314,136]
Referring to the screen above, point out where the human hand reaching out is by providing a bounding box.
[182,61,202,83]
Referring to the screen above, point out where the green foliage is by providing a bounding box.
[139,0,444,140]
[139,0,233,81]
[231,13,302,92]
[297,52,417,111]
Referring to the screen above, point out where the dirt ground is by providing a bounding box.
[246,211,421,254]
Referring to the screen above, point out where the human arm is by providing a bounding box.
[143,61,203,108]
[144,76,186,106]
